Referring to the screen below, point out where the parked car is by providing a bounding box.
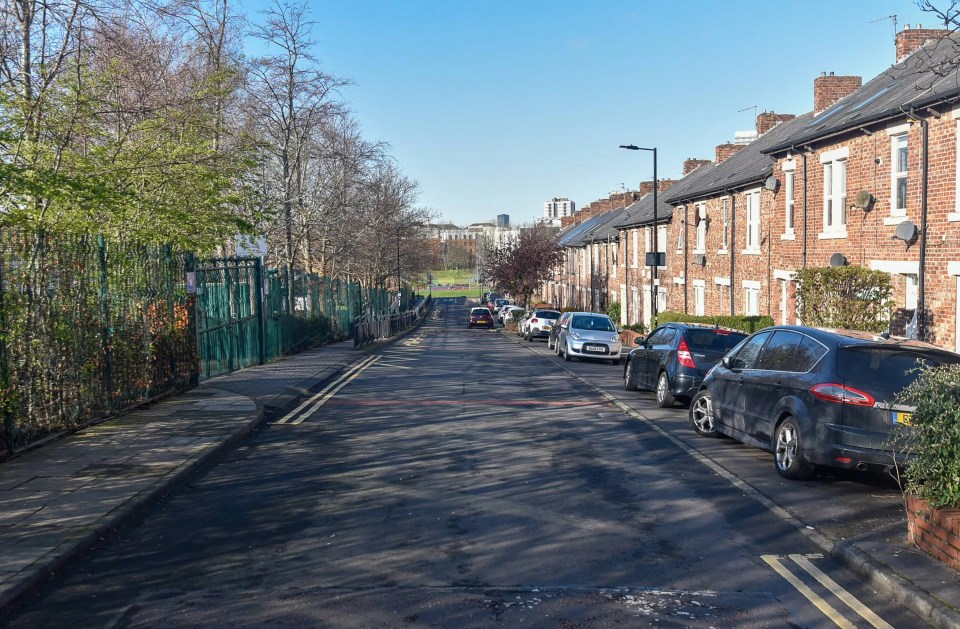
[498,304,524,324]
[485,293,502,312]
[623,323,748,408]
[547,312,572,350]
[467,307,495,329]
[522,309,561,342]
[556,312,622,364]
[687,325,960,480]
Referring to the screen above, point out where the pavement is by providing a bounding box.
[0,326,959,628]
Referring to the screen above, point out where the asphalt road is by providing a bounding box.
[1,297,923,628]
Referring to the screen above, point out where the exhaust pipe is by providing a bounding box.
[856,462,869,472]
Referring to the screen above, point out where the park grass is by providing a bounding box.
[431,268,475,285]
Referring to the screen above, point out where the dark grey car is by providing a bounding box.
[688,326,960,480]
[623,323,747,407]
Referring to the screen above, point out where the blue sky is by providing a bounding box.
[272,1,941,226]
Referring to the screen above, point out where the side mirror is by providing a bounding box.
[635,336,646,346]
[721,356,732,369]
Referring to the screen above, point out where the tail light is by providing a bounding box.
[531,318,538,324]
[677,338,696,368]
[810,383,876,406]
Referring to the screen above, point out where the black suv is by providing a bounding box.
[688,325,960,480]
[623,323,747,407]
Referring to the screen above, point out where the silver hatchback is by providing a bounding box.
[556,312,622,364]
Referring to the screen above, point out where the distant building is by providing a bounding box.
[496,214,510,228]
[544,197,575,221]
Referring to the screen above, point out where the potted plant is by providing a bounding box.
[892,363,960,570]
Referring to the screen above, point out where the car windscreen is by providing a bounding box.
[684,329,747,351]
[570,316,615,332]
[470,309,489,315]
[534,310,560,318]
[836,346,960,395]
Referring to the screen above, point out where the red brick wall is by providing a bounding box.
[896,27,952,62]
[716,143,745,164]
[813,73,862,114]
[757,112,796,136]
[684,159,711,175]
[907,495,960,571]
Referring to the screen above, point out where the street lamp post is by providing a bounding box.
[619,144,658,328]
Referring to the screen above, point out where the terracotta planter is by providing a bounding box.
[619,329,643,348]
[907,495,960,571]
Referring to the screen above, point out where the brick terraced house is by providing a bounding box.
[546,26,960,351]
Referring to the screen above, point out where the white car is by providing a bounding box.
[556,312,622,364]
[498,304,524,324]
[521,309,561,341]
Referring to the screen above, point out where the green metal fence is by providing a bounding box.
[0,229,407,455]
[0,230,195,455]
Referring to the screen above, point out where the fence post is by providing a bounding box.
[98,235,113,410]
[255,257,265,365]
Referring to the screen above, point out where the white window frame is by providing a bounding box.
[631,229,639,268]
[820,147,848,238]
[695,203,707,253]
[891,133,909,216]
[783,162,796,238]
[716,276,730,315]
[676,219,684,252]
[743,280,761,316]
[693,280,706,316]
[720,197,729,252]
[743,189,762,254]
[954,115,960,221]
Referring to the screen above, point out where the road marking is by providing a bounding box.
[789,554,894,629]
[276,355,381,425]
[762,555,856,629]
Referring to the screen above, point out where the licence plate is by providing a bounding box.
[893,411,913,425]
[584,344,605,352]
[542,325,552,331]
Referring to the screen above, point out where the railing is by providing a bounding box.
[354,296,432,348]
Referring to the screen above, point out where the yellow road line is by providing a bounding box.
[288,355,381,425]
[276,355,379,425]
[762,555,856,629]
[790,554,894,629]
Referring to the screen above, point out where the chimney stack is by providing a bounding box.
[683,158,711,176]
[716,143,745,164]
[814,72,862,115]
[896,24,952,63]
[756,112,796,136]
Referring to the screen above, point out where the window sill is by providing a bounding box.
[741,248,763,255]
[717,248,729,255]
[781,233,796,240]
[818,230,848,240]
[949,212,960,223]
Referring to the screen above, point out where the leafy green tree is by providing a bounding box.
[794,266,894,332]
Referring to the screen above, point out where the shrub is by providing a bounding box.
[606,301,621,323]
[794,266,894,333]
[892,363,960,508]
[656,311,772,334]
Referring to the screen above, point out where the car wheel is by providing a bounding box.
[689,390,719,437]
[525,330,532,342]
[623,360,638,391]
[563,342,572,361]
[547,337,553,350]
[656,372,676,408]
[774,417,817,480]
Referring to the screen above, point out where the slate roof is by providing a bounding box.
[767,35,960,153]
[611,192,674,229]
[662,112,813,204]
[559,207,628,247]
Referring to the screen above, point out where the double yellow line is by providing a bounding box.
[276,355,381,425]
[762,554,893,629]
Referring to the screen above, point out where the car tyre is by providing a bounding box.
[774,417,817,480]
[688,390,720,437]
[656,372,676,408]
[525,330,532,342]
[623,360,638,391]
[563,342,572,361]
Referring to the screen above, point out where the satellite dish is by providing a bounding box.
[829,252,847,267]
[895,220,918,243]
[764,176,781,192]
[854,190,874,210]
